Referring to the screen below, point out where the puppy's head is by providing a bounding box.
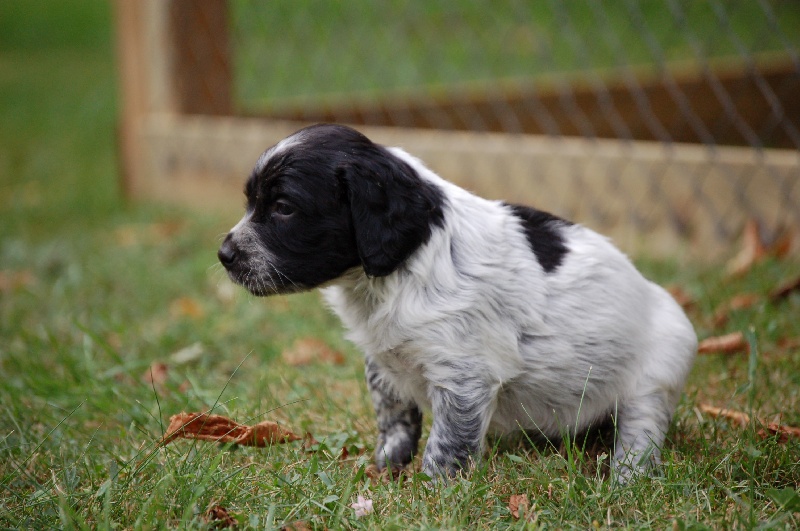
[218,124,445,295]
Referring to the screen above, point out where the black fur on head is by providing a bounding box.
[336,131,445,277]
[218,124,446,294]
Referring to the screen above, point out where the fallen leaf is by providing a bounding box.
[666,285,695,309]
[728,293,761,311]
[280,520,311,531]
[160,412,302,446]
[205,505,236,528]
[509,494,529,519]
[142,362,169,386]
[769,225,794,259]
[698,403,750,427]
[711,293,761,328]
[777,337,800,351]
[699,403,800,443]
[759,423,800,443]
[726,220,795,277]
[770,274,800,301]
[170,297,205,320]
[697,332,748,355]
[726,219,766,277]
[282,338,345,366]
[302,432,319,451]
[0,270,35,293]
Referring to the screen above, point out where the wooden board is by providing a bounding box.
[132,114,800,260]
[260,55,800,150]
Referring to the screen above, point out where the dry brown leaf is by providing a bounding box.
[697,331,748,355]
[142,361,169,386]
[0,270,35,293]
[711,293,761,328]
[302,432,319,451]
[282,338,345,366]
[698,403,751,427]
[726,219,766,277]
[759,423,800,443]
[170,297,205,320]
[205,505,236,528]
[509,494,530,519]
[769,225,794,259]
[280,521,311,531]
[770,274,800,301]
[728,293,761,311]
[699,403,800,442]
[777,337,800,351]
[726,220,795,277]
[666,285,695,309]
[160,412,302,446]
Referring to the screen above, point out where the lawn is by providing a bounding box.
[1,1,799,529]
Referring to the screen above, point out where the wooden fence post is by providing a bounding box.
[115,0,231,198]
[169,0,232,115]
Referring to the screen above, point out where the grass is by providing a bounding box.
[1,1,799,528]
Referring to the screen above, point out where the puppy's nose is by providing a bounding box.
[218,234,238,267]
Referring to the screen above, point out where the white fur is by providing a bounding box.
[322,148,697,480]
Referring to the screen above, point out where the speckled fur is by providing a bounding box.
[219,124,697,482]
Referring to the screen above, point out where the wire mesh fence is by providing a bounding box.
[162,0,800,256]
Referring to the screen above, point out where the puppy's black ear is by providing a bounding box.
[339,149,445,277]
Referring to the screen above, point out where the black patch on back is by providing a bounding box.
[507,203,572,273]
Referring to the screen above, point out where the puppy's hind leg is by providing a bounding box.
[366,358,423,472]
[611,387,678,483]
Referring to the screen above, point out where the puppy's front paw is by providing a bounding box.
[374,426,419,471]
[611,445,660,484]
[420,440,476,480]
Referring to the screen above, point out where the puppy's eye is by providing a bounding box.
[272,200,295,217]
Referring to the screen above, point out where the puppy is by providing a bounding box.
[218,123,697,482]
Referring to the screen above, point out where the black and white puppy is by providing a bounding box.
[218,123,697,482]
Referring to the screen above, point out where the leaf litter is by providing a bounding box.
[725,218,793,277]
[698,404,800,443]
[697,332,749,355]
[160,412,302,447]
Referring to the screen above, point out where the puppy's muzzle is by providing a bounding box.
[218,234,238,269]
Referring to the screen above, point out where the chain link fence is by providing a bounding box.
[159,1,800,256]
